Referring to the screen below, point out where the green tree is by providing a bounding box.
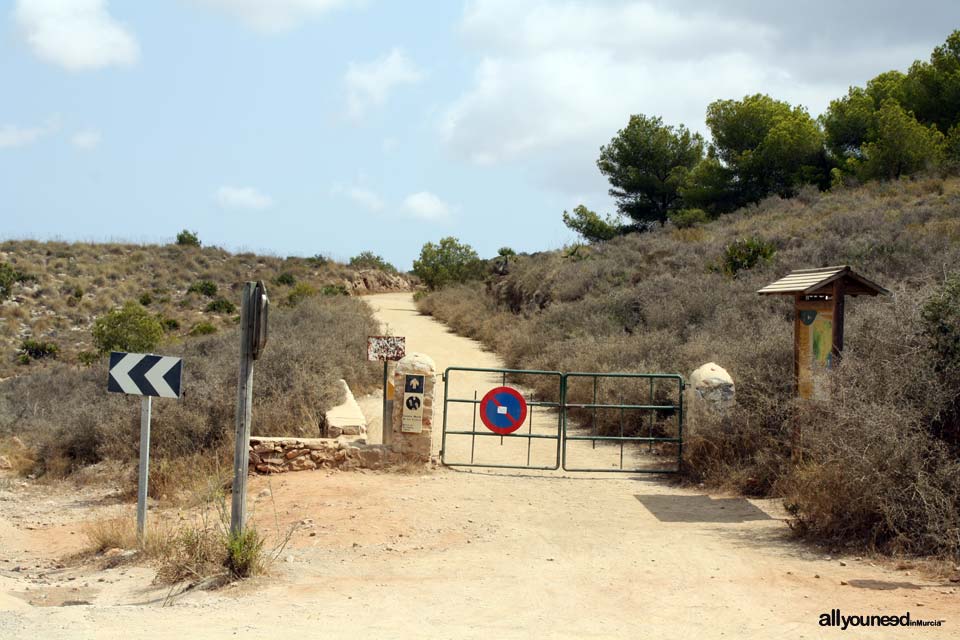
[176,229,201,247]
[91,302,165,354]
[561,205,622,242]
[822,71,907,161]
[596,114,704,227]
[858,99,944,180]
[706,94,827,205]
[678,154,741,214]
[413,237,484,290]
[349,251,397,273]
[901,30,960,134]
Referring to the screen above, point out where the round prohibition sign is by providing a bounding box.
[479,386,528,435]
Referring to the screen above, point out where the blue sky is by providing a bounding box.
[1,1,956,269]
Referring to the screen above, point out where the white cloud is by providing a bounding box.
[14,0,139,71]
[0,116,61,148]
[441,1,854,192]
[71,129,101,150]
[215,185,274,210]
[402,191,451,220]
[193,0,356,33]
[345,187,384,212]
[345,48,424,119]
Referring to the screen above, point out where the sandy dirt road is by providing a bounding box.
[0,292,957,639]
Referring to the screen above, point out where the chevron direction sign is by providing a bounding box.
[107,352,183,399]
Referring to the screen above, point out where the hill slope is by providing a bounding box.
[420,176,960,558]
[0,240,408,378]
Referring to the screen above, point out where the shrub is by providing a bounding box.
[160,317,181,332]
[719,237,776,277]
[92,302,165,354]
[176,230,201,247]
[412,237,485,290]
[187,280,218,298]
[562,205,623,242]
[320,284,349,297]
[668,208,710,229]
[76,351,99,367]
[0,262,16,300]
[225,527,266,578]
[306,254,329,267]
[139,292,153,306]
[205,298,236,314]
[287,282,317,305]
[349,251,397,273]
[189,321,217,337]
[274,272,296,286]
[18,339,59,361]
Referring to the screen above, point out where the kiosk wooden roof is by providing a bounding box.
[757,266,889,297]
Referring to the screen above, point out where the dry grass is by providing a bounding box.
[419,175,960,559]
[83,516,178,559]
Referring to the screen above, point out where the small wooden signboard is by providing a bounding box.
[758,265,888,399]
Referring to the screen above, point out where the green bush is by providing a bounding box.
[205,298,236,314]
[719,237,776,277]
[668,208,710,229]
[0,263,16,300]
[19,339,60,361]
[139,292,153,306]
[286,283,317,306]
[160,317,181,332]
[274,272,296,286]
[76,351,99,367]
[412,237,485,290]
[91,302,165,354]
[187,280,218,298]
[225,527,265,578]
[306,254,329,267]
[349,251,397,273]
[188,321,217,337]
[176,230,201,247]
[320,284,349,297]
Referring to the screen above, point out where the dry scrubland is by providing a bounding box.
[0,241,400,497]
[419,176,960,560]
[0,240,405,378]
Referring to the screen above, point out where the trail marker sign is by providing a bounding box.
[106,351,183,543]
[108,352,182,398]
[367,336,406,362]
[480,386,527,435]
[401,374,425,433]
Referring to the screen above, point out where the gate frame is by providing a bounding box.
[560,372,684,474]
[440,366,564,471]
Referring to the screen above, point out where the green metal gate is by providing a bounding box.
[440,367,563,470]
[561,372,684,474]
[440,367,684,474]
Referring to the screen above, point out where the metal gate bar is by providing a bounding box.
[440,367,563,470]
[561,372,684,473]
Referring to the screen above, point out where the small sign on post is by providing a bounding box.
[367,336,406,445]
[231,281,269,537]
[401,374,425,433]
[107,352,183,542]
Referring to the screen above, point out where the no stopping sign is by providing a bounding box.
[479,386,528,435]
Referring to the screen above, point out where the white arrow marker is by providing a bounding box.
[145,356,180,399]
[111,353,143,395]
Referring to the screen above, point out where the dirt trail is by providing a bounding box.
[1,292,957,639]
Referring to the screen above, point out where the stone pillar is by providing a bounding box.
[391,353,436,463]
[685,362,735,435]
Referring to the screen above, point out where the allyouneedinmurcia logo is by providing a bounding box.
[819,609,946,630]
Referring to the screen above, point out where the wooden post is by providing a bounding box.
[136,395,152,543]
[831,279,845,366]
[381,361,392,446]
[231,283,255,537]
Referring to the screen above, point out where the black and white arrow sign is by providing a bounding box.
[108,352,183,399]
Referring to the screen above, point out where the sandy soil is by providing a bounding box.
[0,292,957,639]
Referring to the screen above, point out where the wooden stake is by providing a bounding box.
[231,283,255,537]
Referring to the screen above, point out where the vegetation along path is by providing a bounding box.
[0,292,955,639]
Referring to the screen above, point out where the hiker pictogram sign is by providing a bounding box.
[480,386,528,435]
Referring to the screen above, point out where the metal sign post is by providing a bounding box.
[107,351,183,543]
[231,281,269,537]
[366,336,406,445]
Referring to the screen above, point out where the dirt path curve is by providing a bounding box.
[1,292,956,639]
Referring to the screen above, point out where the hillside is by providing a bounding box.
[0,240,408,378]
[419,175,960,559]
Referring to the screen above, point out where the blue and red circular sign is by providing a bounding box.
[479,386,528,435]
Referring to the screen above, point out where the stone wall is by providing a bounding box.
[249,436,403,474]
